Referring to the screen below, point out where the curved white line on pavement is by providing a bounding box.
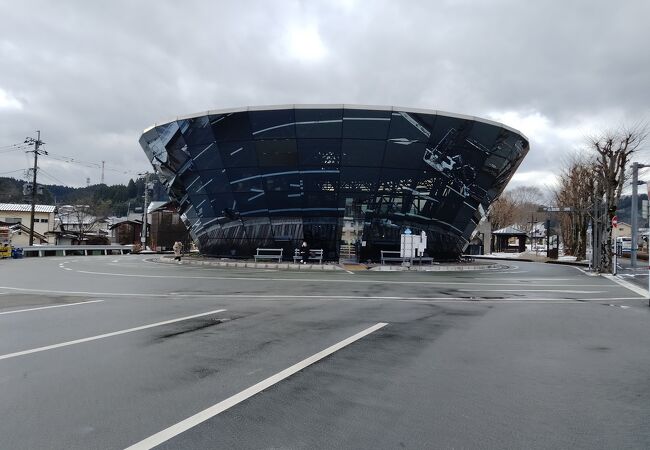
[0,308,227,361]
[125,322,388,450]
[0,300,103,316]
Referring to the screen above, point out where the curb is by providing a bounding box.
[155,257,502,272]
[156,257,343,271]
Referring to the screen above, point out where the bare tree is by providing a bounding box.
[554,154,596,259]
[487,192,517,231]
[487,186,546,233]
[590,125,647,271]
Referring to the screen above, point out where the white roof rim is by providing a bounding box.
[142,104,528,142]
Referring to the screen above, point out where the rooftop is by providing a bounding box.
[0,203,56,213]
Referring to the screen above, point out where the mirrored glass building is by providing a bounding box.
[139,105,529,261]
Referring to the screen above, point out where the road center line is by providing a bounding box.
[125,322,388,450]
[0,308,226,361]
[0,300,104,316]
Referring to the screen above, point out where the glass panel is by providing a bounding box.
[388,111,433,142]
[342,109,391,139]
[301,169,339,192]
[297,139,341,167]
[295,108,343,138]
[382,141,427,169]
[139,128,162,163]
[233,191,268,215]
[186,142,222,170]
[227,167,262,192]
[208,192,236,217]
[250,109,295,139]
[194,168,231,194]
[266,191,304,212]
[341,139,385,167]
[210,111,253,142]
[178,116,214,146]
[262,168,301,192]
[256,139,298,167]
[219,141,258,168]
[339,166,380,193]
[303,192,339,211]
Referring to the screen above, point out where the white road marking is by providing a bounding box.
[0,300,104,316]
[125,322,388,450]
[0,308,226,361]
[71,270,606,287]
[458,289,605,294]
[604,274,649,298]
[0,286,641,304]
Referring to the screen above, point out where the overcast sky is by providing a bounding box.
[1,0,648,192]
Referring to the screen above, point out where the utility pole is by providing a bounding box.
[101,161,105,184]
[631,163,647,269]
[140,172,150,249]
[25,131,46,246]
[592,194,600,271]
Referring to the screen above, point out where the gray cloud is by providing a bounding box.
[0,0,648,188]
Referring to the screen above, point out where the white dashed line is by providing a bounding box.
[125,322,388,449]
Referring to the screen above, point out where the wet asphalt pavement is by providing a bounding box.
[0,255,649,449]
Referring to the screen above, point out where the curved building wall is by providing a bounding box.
[139,105,529,260]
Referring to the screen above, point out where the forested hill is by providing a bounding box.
[0,176,168,217]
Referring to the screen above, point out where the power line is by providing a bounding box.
[42,151,139,174]
[0,142,30,150]
[38,168,67,186]
[0,168,27,176]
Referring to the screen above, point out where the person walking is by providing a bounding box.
[299,240,310,264]
[173,240,183,263]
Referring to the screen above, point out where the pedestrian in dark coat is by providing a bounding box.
[300,240,310,264]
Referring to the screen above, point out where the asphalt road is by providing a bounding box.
[0,256,649,449]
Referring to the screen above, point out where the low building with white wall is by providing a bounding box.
[0,203,56,245]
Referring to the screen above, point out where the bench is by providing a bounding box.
[254,248,283,262]
[381,250,434,265]
[381,250,404,264]
[293,248,324,264]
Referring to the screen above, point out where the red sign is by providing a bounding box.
[612,215,618,228]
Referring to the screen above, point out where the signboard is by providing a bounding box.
[400,231,427,258]
[612,215,618,228]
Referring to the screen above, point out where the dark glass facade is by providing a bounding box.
[139,105,529,261]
